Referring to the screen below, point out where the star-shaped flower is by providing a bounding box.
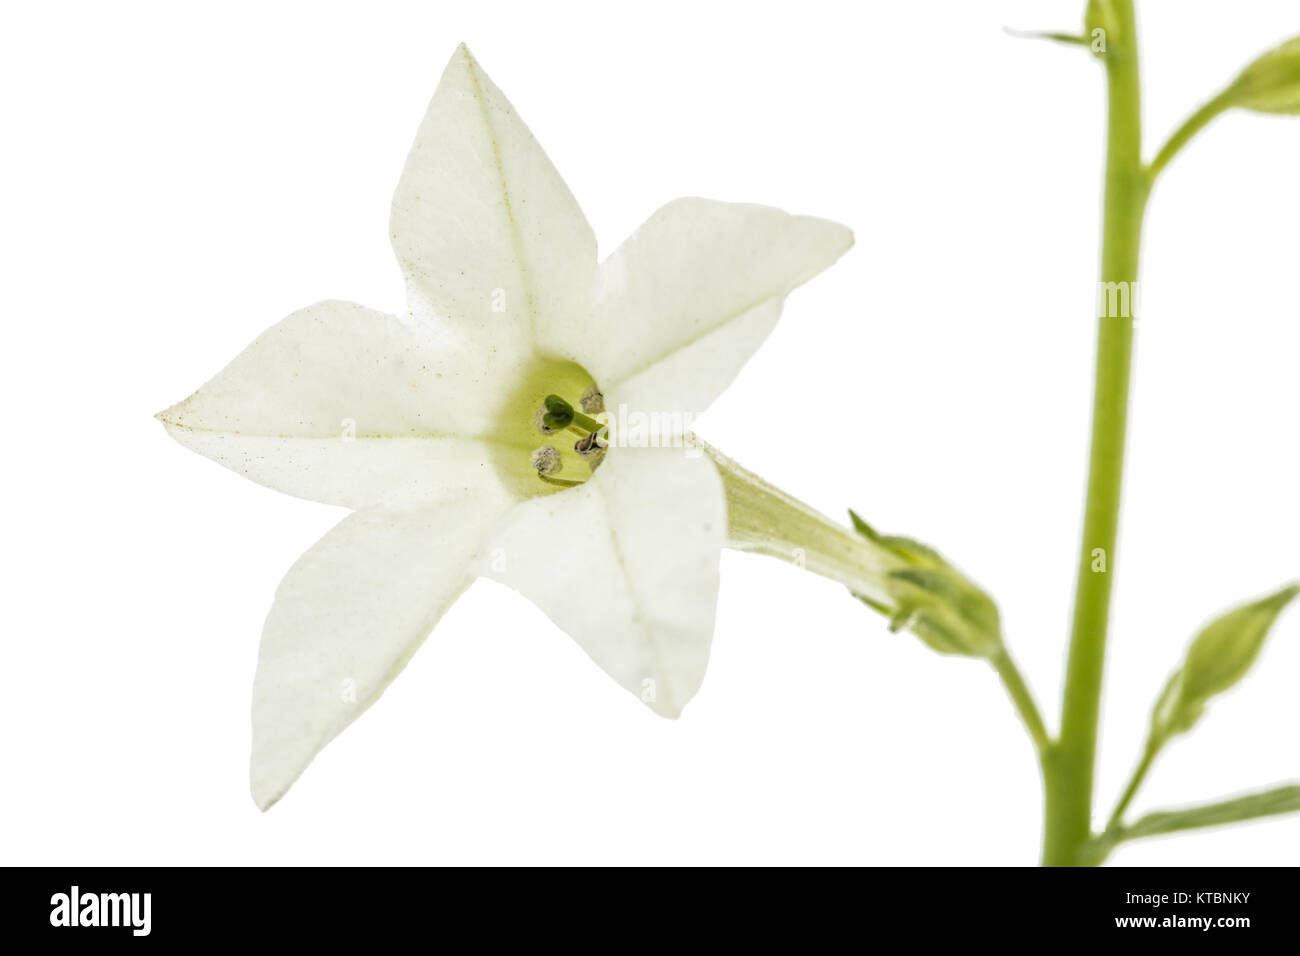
[160,45,852,808]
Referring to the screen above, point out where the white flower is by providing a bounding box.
[159,44,852,809]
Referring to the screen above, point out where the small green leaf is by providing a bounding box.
[1122,785,1300,841]
[1226,36,1300,115]
[1003,27,1092,49]
[1152,583,1300,741]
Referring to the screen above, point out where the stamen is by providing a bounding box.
[530,445,563,476]
[575,430,605,464]
[580,386,605,415]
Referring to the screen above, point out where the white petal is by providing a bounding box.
[481,447,725,717]
[586,199,852,414]
[159,299,520,508]
[390,45,596,356]
[251,492,513,809]
[160,430,506,509]
[608,298,784,425]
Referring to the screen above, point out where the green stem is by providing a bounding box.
[1042,0,1150,866]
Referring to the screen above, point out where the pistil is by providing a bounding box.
[540,394,605,436]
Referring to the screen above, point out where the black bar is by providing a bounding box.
[5,866,1298,944]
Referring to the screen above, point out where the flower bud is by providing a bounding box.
[1152,583,1299,741]
[1227,36,1300,116]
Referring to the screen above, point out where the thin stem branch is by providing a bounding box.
[1147,91,1234,181]
[1106,737,1159,830]
[992,650,1052,757]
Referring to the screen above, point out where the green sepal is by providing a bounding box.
[848,510,945,567]
[849,510,1002,659]
[855,592,893,617]
[847,509,880,541]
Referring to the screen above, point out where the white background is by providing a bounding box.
[2,0,1297,866]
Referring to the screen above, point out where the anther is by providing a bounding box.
[575,431,605,462]
[530,445,563,476]
[580,386,605,415]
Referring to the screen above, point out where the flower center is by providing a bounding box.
[529,391,608,489]
[489,358,606,497]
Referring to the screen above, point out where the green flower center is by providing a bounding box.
[490,357,606,497]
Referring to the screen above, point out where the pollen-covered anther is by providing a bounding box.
[580,386,605,415]
[530,445,563,476]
